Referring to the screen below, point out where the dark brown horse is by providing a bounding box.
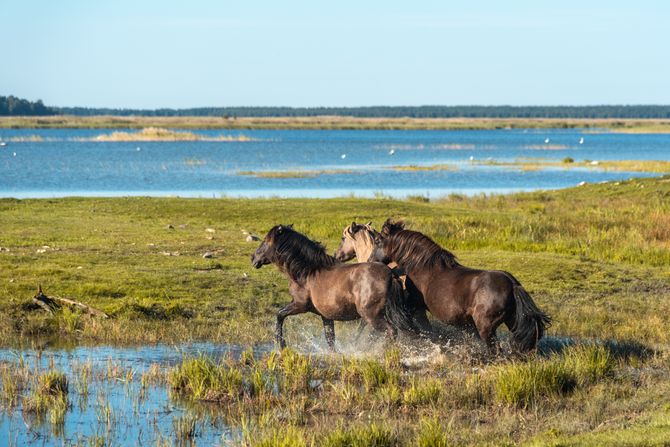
[368,220,551,353]
[251,224,418,350]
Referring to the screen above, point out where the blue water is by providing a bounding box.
[0,342,273,446]
[0,128,668,198]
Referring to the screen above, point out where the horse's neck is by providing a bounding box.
[393,259,434,290]
[353,234,374,263]
[354,244,373,263]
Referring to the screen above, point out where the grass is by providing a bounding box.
[391,164,458,171]
[23,370,69,430]
[1,176,669,444]
[477,159,670,174]
[85,127,256,141]
[161,342,667,445]
[0,175,668,345]
[3,115,670,132]
[237,169,353,178]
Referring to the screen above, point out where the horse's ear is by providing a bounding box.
[366,221,372,226]
[287,224,293,229]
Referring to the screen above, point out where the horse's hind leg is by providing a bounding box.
[413,309,432,333]
[322,316,336,351]
[276,301,306,349]
[474,313,504,356]
[369,316,396,341]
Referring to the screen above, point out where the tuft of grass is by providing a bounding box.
[403,377,442,407]
[493,357,576,408]
[168,357,243,401]
[320,423,397,447]
[564,344,616,386]
[415,417,452,447]
[173,414,199,446]
[23,370,69,430]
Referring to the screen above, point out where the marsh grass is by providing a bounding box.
[3,116,670,132]
[492,345,616,408]
[23,370,69,430]
[477,158,670,174]
[320,423,397,447]
[86,127,255,142]
[0,175,668,346]
[172,414,199,446]
[237,169,353,178]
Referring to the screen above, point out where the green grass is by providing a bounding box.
[0,175,668,345]
[477,159,670,174]
[1,177,669,444]
[161,342,668,445]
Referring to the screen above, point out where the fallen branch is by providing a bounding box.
[32,285,109,319]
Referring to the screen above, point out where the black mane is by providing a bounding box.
[271,226,338,283]
[387,229,458,271]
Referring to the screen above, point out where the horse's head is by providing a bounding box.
[381,218,405,237]
[251,224,293,268]
[367,230,391,264]
[334,221,373,261]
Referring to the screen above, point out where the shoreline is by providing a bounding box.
[2,115,670,132]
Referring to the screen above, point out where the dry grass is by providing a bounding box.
[3,115,670,131]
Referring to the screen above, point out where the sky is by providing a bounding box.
[1,0,669,108]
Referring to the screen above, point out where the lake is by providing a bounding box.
[0,128,667,198]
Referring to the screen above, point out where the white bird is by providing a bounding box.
[579,137,584,144]
[341,154,346,159]
[0,142,6,147]
[469,156,474,161]
[136,147,141,151]
[388,149,395,155]
[544,138,550,144]
[12,152,16,157]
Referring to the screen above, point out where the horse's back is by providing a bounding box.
[308,262,392,320]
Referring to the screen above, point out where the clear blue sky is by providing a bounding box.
[2,0,668,108]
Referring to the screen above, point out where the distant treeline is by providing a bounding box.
[56,105,670,119]
[0,95,57,116]
[4,94,670,118]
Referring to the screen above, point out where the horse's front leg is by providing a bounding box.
[321,316,336,351]
[276,301,306,349]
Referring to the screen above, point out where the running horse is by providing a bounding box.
[334,221,432,335]
[251,224,418,350]
[368,220,551,353]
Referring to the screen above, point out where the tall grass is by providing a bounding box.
[492,345,616,408]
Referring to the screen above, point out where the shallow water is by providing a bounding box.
[0,342,272,446]
[0,334,654,445]
[0,128,667,198]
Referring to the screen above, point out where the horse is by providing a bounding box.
[251,224,418,350]
[334,221,433,335]
[368,220,551,353]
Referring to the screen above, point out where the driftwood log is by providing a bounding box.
[32,285,109,318]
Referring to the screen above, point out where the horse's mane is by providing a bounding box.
[382,220,458,270]
[272,226,337,283]
[344,221,377,261]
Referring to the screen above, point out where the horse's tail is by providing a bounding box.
[503,272,551,353]
[384,276,421,335]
